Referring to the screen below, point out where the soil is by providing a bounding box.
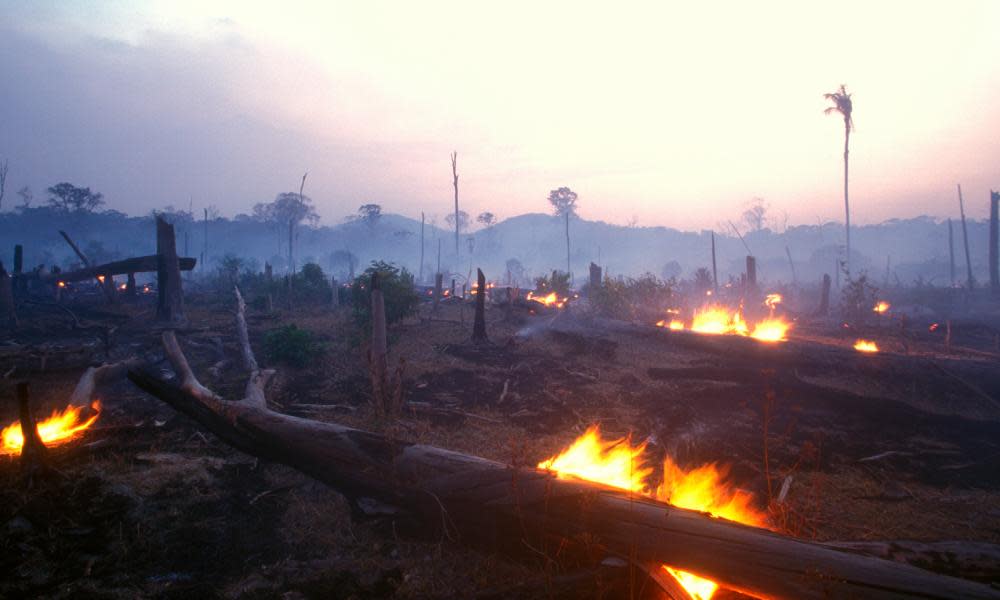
[2,291,1000,598]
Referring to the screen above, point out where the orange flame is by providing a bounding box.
[873,301,890,314]
[655,319,685,330]
[854,339,879,353]
[764,293,782,310]
[2,401,102,455]
[527,291,566,308]
[538,426,766,598]
[687,305,790,342]
[749,317,790,342]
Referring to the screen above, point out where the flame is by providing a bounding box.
[538,426,766,598]
[118,283,127,291]
[873,301,890,314]
[854,339,879,353]
[2,400,102,455]
[527,291,565,308]
[690,306,737,335]
[749,317,790,342]
[97,275,105,283]
[57,281,66,288]
[655,319,685,330]
[764,293,782,309]
[929,322,939,332]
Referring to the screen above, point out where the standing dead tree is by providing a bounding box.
[990,190,999,296]
[419,211,425,284]
[126,328,1000,600]
[949,217,957,287]
[0,159,7,210]
[0,262,16,329]
[156,216,186,325]
[472,268,488,343]
[710,231,719,294]
[451,152,460,256]
[958,184,975,290]
[367,273,403,419]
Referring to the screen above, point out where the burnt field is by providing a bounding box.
[3,269,1000,599]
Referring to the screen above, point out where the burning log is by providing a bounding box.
[472,268,488,343]
[126,329,1000,599]
[155,216,186,324]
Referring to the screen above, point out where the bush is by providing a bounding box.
[841,270,878,326]
[263,324,325,367]
[589,272,674,320]
[351,261,421,330]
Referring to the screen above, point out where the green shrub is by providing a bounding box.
[589,272,673,320]
[534,270,571,297]
[263,324,325,367]
[351,261,421,330]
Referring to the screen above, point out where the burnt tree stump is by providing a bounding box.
[155,216,186,325]
[816,273,831,317]
[433,272,443,313]
[589,262,602,293]
[0,262,16,329]
[472,268,488,343]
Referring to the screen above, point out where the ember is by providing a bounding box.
[2,400,102,455]
[539,426,766,598]
[873,300,890,314]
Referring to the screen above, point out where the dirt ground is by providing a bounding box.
[2,291,1000,598]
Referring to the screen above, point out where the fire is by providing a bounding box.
[2,400,102,454]
[655,319,685,330]
[854,339,879,353]
[764,293,782,309]
[687,305,789,342]
[97,275,105,283]
[527,291,566,308]
[538,426,766,598]
[873,301,890,314]
[749,317,790,342]
[57,281,66,288]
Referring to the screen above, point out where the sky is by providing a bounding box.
[1,1,999,230]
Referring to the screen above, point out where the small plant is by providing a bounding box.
[589,273,674,320]
[534,270,571,297]
[840,269,878,326]
[263,324,325,367]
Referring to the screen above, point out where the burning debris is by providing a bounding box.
[854,339,880,353]
[1,400,102,455]
[657,302,793,342]
[538,425,767,599]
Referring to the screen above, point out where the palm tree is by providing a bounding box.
[824,84,854,275]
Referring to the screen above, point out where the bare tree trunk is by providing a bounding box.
[843,121,851,276]
[565,211,571,279]
[13,244,23,297]
[949,218,957,287]
[0,262,16,329]
[745,256,757,296]
[331,277,339,308]
[126,273,137,298]
[472,268,488,343]
[816,274,831,316]
[710,231,718,294]
[785,246,797,285]
[203,208,208,275]
[419,212,425,284]
[155,216,186,325]
[451,151,459,256]
[433,273,443,313]
[990,190,999,295]
[959,184,975,290]
[589,262,602,292]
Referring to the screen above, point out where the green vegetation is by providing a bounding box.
[263,324,325,367]
[350,261,420,330]
[588,273,674,320]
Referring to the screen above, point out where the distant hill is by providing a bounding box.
[0,207,991,289]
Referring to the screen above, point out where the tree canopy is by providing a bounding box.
[547,187,578,218]
[47,182,105,213]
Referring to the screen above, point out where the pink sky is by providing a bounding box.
[2,1,999,229]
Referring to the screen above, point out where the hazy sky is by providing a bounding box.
[2,1,999,230]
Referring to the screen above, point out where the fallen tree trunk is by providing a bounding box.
[40,255,197,283]
[124,313,999,599]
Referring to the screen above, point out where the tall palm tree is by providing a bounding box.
[824,84,854,275]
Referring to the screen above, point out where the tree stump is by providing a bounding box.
[472,268,488,343]
[433,273,443,313]
[589,262,602,293]
[816,273,831,316]
[155,216,186,325]
[0,262,16,330]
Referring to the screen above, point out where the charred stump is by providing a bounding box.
[331,277,339,308]
[155,216,186,325]
[433,273,443,313]
[0,262,16,330]
[472,268,488,343]
[16,382,50,481]
[745,255,757,296]
[588,262,602,293]
[13,244,25,297]
[125,272,137,298]
[816,273,831,316]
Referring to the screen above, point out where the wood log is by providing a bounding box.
[126,333,1000,600]
[59,230,117,303]
[40,255,197,283]
[472,268,487,343]
[155,216,186,324]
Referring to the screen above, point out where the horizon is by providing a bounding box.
[1,2,999,230]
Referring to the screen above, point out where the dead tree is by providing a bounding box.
[958,184,975,290]
[126,273,137,297]
[949,217,957,286]
[126,331,1000,600]
[815,273,831,316]
[16,382,49,481]
[331,277,339,308]
[711,231,719,294]
[155,216,186,325]
[451,151,459,256]
[0,262,16,329]
[588,262,602,292]
[13,244,24,297]
[367,273,401,418]
[785,246,797,285]
[472,268,488,343]
[433,273,443,313]
[745,255,757,296]
[0,159,7,210]
[59,230,116,303]
[419,211,425,284]
[990,190,999,296]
